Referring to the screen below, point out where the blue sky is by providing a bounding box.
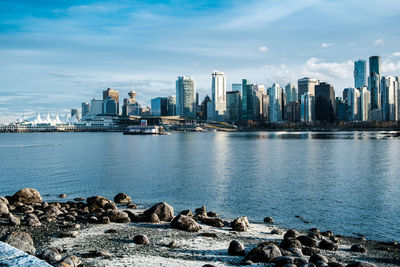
[1,0,400,122]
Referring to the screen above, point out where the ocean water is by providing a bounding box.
[0,131,399,241]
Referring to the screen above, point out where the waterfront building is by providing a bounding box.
[103,97,118,115]
[285,101,300,122]
[347,88,360,121]
[300,92,315,123]
[315,82,335,122]
[269,83,283,123]
[90,99,104,115]
[354,59,367,89]
[122,90,140,116]
[285,83,297,103]
[262,94,270,123]
[297,77,319,101]
[253,84,265,122]
[81,102,90,116]
[176,76,196,118]
[103,88,119,114]
[381,76,398,121]
[369,109,383,121]
[167,95,176,116]
[207,101,214,121]
[226,91,241,123]
[151,97,169,116]
[335,97,347,121]
[200,95,211,120]
[343,88,350,103]
[241,79,253,122]
[368,56,381,109]
[211,71,227,121]
[360,87,370,122]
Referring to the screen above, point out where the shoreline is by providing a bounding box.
[1,189,399,266]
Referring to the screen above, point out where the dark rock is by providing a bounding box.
[345,262,376,267]
[99,216,111,224]
[231,216,250,231]
[74,197,85,202]
[40,247,62,262]
[297,235,317,247]
[288,247,303,257]
[195,206,207,216]
[199,233,218,238]
[65,214,76,221]
[167,240,177,248]
[86,196,117,213]
[62,255,82,267]
[328,262,344,267]
[88,216,98,223]
[0,202,9,217]
[207,211,218,217]
[280,238,302,250]
[228,240,245,256]
[21,205,34,214]
[11,188,42,205]
[242,259,254,265]
[309,253,328,264]
[321,231,333,237]
[24,213,41,226]
[0,196,9,205]
[171,214,201,232]
[147,213,161,223]
[59,194,67,198]
[271,229,283,235]
[299,264,317,267]
[318,239,338,251]
[284,229,299,240]
[198,215,224,228]
[143,202,174,222]
[264,216,274,223]
[294,257,308,265]
[315,262,329,267]
[114,193,132,204]
[202,265,216,267]
[2,231,36,254]
[59,231,78,238]
[180,210,194,216]
[350,244,367,253]
[127,203,138,209]
[245,242,282,263]
[275,256,295,267]
[106,210,130,223]
[8,214,21,226]
[133,234,150,245]
[105,229,117,234]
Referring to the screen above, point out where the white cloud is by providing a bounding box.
[374,38,384,45]
[393,52,400,57]
[303,57,353,79]
[321,42,333,48]
[258,46,268,52]
[382,60,400,72]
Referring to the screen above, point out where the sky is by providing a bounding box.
[1,0,400,122]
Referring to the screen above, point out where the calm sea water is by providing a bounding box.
[0,132,399,241]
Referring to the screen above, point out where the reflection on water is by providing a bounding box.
[0,132,399,242]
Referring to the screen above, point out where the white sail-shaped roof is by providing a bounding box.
[55,114,63,124]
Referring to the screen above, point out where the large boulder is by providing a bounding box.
[318,239,338,251]
[2,231,36,254]
[86,196,117,213]
[309,253,328,264]
[0,202,9,217]
[279,238,302,250]
[114,193,132,204]
[143,202,174,222]
[245,242,282,263]
[297,235,317,247]
[228,240,245,256]
[198,216,224,228]
[171,214,201,232]
[231,216,250,231]
[11,188,42,205]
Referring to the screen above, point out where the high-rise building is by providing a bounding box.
[315,82,335,122]
[285,83,297,103]
[226,91,241,123]
[335,97,347,121]
[252,84,265,122]
[176,76,196,118]
[354,59,367,89]
[71,109,80,120]
[232,83,242,92]
[241,79,253,122]
[211,71,227,121]
[298,77,319,101]
[381,76,398,121]
[359,87,370,121]
[90,99,104,115]
[122,90,140,116]
[151,97,169,116]
[269,83,283,123]
[368,56,381,109]
[103,88,119,115]
[103,97,118,115]
[200,95,211,120]
[81,102,90,117]
[347,88,360,121]
[285,101,300,122]
[167,95,176,116]
[300,92,315,123]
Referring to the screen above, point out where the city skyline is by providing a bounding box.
[1,0,400,122]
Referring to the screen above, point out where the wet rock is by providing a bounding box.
[9,214,21,226]
[133,234,150,245]
[245,242,282,263]
[11,188,42,205]
[202,265,217,267]
[280,238,302,250]
[45,206,63,217]
[171,214,201,232]
[114,193,132,204]
[106,209,130,223]
[2,231,36,254]
[99,216,111,224]
[105,229,117,234]
[86,196,117,213]
[315,262,329,267]
[60,231,78,238]
[21,205,35,214]
[297,235,317,247]
[321,231,333,237]
[199,233,218,238]
[96,250,111,259]
[302,247,320,256]
[144,202,174,222]
[264,216,274,223]
[284,229,299,240]
[318,239,338,251]
[242,259,254,265]
[167,240,177,248]
[228,240,245,256]
[180,210,194,216]
[288,247,303,257]
[207,211,218,217]
[195,206,207,216]
[59,194,67,198]
[198,215,224,228]
[0,202,9,217]
[328,262,344,267]
[74,197,85,202]
[350,244,367,253]
[24,214,41,227]
[299,264,316,267]
[62,255,82,267]
[40,247,62,262]
[294,257,308,265]
[345,262,376,267]
[309,253,328,264]
[127,203,137,209]
[231,216,250,232]
[275,256,295,267]
[271,229,283,235]
[65,214,76,221]
[0,196,9,205]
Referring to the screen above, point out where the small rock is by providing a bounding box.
[0,196,9,205]
[309,253,328,264]
[242,259,254,265]
[297,235,317,247]
[351,244,366,253]
[65,214,76,221]
[245,242,282,263]
[74,197,85,202]
[302,247,320,256]
[284,229,299,240]
[315,262,329,267]
[25,214,41,226]
[106,209,130,223]
[228,240,245,256]
[133,234,150,245]
[167,240,177,248]
[86,196,117,213]
[271,229,283,235]
[280,238,302,250]
[88,216,98,224]
[288,247,303,257]
[99,216,111,224]
[321,231,333,237]
[180,210,194,216]
[8,214,21,226]
[62,255,82,267]
[195,206,207,216]
[328,262,344,267]
[0,202,9,217]
[1,231,36,254]
[171,214,201,232]
[198,216,224,228]
[202,265,217,267]
[275,256,295,267]
[143,202,174,222]
[105,229,117,234]
[59,194,67,198]
[96,250,111,259]
[127,203,138,209]
[21,205,35,214]
[207,211,218,217]
[114,193,132,204]
[40,247,62,262]
[60,231,78,238]
[231,216,250,232]
[264,216,274,223]
[318,239,338,251]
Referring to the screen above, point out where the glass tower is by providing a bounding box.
[368,56,381,109]
[354,59,366,89]
[176,76,196,118]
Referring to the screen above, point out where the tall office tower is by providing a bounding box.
[252,84,265,122]
[297,77,319,101]
[285,101,300,122]
[300,92,315,123]
[103,88,119,114]
[354,59,367,89]
[262,94,270,123]
[176,76,196,118]
[81,102,90,116]
[241,79,253,122]
[90,99,104,115]
[381,76,398,121]
[103,97,118,115]
[315,82,335,122]
[359,87,371,122]
[343,88,350,103]
[211,71,227,121]
[122,90,140,116]
[167,95,176,116]
[151,97,168,116]
[368,56,381,109]
[268,83,282,123]
[347,88,360,121]
[285,83,297,103]
[200,95,211,120]
[397,77,400,120]
[226,91,241,123]
[335,97,347,121]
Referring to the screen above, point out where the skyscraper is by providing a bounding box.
[354,59,367,89]
[297,77,319,101]
[381,76,398,121]
[359,87,370,121]
[347,88,360,121]
[211,71,227,121]
[81,102,90,116]
[103,88,119,115]
[285,83,297,103]
[167,95,176,116]
[368,56,381,109]
[269,83,283,123]
[103,97,117,115]
[151,97,168,116]
[176,76,196,118]
[315,82,335,122]
[122,90,140,117]
[300,92,315,123]
[226,91,241,123]
[241,79,253,122]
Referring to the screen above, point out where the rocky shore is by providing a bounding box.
[0,188,399,266]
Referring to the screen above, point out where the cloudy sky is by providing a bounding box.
[1,0,400,122]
